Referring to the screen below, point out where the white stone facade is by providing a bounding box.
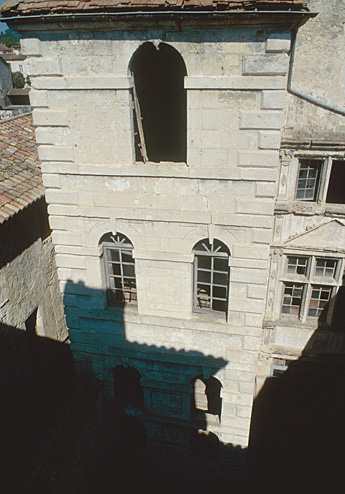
[17,12,309,461]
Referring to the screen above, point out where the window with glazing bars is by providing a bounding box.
[295,159,322,200]
[193,239,230,314]
[102,233,137,306]
[281,254,343,324]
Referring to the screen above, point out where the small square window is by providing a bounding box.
[308,285,333,318]
[287,256,308,276]
[314,258,337,279]
[281,283,304,316]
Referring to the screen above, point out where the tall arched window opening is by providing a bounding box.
[113,365,144,411]
[130,42,187,163]
[193,239,230,314]
[100,232,137,306]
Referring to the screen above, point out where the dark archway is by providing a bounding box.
[113,365,144,410]
[130,42,187,163]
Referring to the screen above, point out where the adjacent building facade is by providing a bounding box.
[4,0,345,473]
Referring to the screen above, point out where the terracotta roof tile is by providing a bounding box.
[1,0,308,16]
[0,112,44,224]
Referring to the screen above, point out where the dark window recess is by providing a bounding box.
[113,365,144,410]
[332,279,345,330]
[130,42,187,163]
[326,160,345,204]
[25,308,38,337]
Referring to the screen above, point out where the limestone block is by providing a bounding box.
[225,369,255,383]
[38,145,74,162]
[258,130,281,149]
[222,393,254,408]
[247,285,267,300]
[245,313,264,327]
[27,58,62,76]
[57,267,87,283]
[42,173,60,189]
[20,38,42,56]
[231,75,286,90]
[266,36,291,53]
[238,150,278,168]
[55,254,86,269]
[199,148,228,167]
[232,244,269,261]
[236,405,253,418]
[41,162,79,174]
[33,109,69,127]
[29,90,48,107]
[45,187,79,205]
[251,228,273,244]
[255,181,277,198]
[52,231,82,247]
[35,127,72,146]
[234,198,274,216]
[240,110,283,130]
[239,168,278,182]
[242,54,289,76]
[261,90,285,110]
[242,336,261,351]
[231,268,267,285]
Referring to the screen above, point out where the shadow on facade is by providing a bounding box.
[3,279,345,492]
[62,280,345,493]
[0,322,74,493]
[247,297,345,493]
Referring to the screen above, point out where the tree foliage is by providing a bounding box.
[12,71,25,89]
[0,28,21,48]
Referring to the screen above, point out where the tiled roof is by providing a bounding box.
[0,112,44,224]
[1,0,308,16]
[0,53,26,61]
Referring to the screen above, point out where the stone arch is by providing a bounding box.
[129,41,187,163]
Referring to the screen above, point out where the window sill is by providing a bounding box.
[192,310,227,324]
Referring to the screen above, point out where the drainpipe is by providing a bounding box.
[288,29,345,117]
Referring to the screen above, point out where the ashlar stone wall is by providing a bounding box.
[21,21,293,453]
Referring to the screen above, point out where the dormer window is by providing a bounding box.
[130,42,187,163]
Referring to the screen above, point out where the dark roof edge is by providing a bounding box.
[2,10,316,31]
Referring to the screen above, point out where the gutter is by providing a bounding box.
[1,10,314,23]
[288,29,345,117]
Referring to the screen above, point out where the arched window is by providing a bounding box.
[100,233,136,306]
[193,239,230,313]
[192,376,222,419]
[130,42,187,163]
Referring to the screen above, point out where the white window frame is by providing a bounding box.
[280,253,344,325]
[101,233,137,306]
[295,156,345,205]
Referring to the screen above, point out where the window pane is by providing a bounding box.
[214,257,228,272]
[122,251,134,263]
[213,272,227,286]
[281,283,303,316]
[109,263,121,276]
[197,270,211,284]
[197,256,211,270]
[213,286,227,300]
[315,258,337,278]
[107,249,119,262]
[287,256,308,275]
[212,299,227,312]
[295,159,322,201]
[308,285,332,318]
[123,264,135,278]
